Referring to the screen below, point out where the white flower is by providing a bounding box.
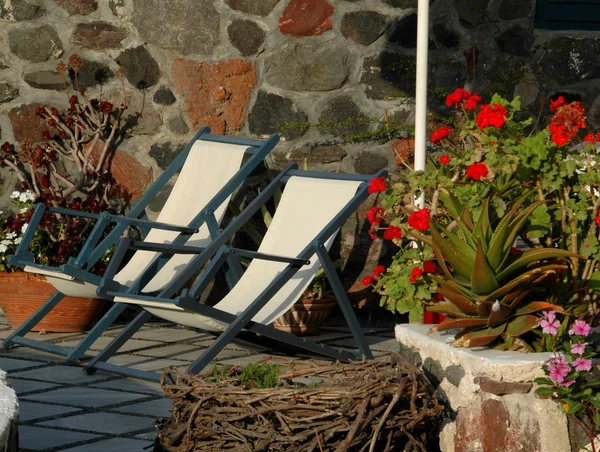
[19,190,35,203]
[19,208,28,214]
[0,239,11,246]
[9,191,19,199]
[13,237,21,245]
[5,232,16,240]
[0,244,7,253]
[21,223,28,234]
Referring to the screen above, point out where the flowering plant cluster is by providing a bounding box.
[365,87,600,349]
[534,312,600,451]
[0,55,131,273]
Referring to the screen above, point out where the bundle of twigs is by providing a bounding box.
[154,354,444,451]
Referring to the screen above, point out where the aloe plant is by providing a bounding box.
[426,192,581,348]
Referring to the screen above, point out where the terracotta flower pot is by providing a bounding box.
[0,272,105,333]
[272,298,337,336]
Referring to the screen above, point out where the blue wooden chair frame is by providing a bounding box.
[84,164,387,382]
[1,128,279,363]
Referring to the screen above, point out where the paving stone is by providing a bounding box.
[40,412,153,434]
[0,328,84,342]
[23,387,147,408]
[133,343,253,361]
[135,431,156,440]
[106,355,187,372]
[58,337,162,353]
[0,346,68,361]
[131,328,211,342]
[0,357,45,371]
[329,336,399,351]
[18,425,100,450]
[10,365,109,384]
[191,339,267,353]
[7,378,58,395]
[112,397,172,417]
[89,377,164,395]
[18,401,81,422]
[61,437,154,451]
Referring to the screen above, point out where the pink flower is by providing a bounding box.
[540,310,561,335]
[569,320,592,337]
[548,359,571,384]
[560,380,576,387]
[573,358,592,372]
[571,342,588,355]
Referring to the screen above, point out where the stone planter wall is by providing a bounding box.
[0,370,18,452]
[1,0,598,293]
[395,324,593,452]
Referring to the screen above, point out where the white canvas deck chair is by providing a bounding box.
[84,164,387,382]
[2,128,279,362]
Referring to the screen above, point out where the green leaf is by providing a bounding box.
[455,323,506,347]
[496,249,577,283]
[584,380,600,388]
[514,301,567,316]
[581,236,600,259]
[430,222,475,281]
[471,238,499,295]
[533,377,553,386]
[429,317,489,332]
[504,315,539,336]
[593,412,600,427]
[535,387,557,397]
[260,204,273,228]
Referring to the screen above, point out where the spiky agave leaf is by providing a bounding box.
[430,222,475,282]
[453,324,506,347]
[513,301,567,316]
[496,249,581,282]
[471,238,499,295]
[429,317,488,333]
[504,315,539,337]
[426,302,472,317]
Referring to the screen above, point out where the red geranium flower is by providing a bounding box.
[373,265,385,277]
[466,162,489,181]
[362,275,374,286]
[439,155,450,165]
[550,96,565,113]
[464,93,481,110]
[431,126,452,144]
[596,213,600,228]
[368,177,387,194]
[366,206,384,225]
[408,208,430,231]
[476,104,507,130]
[409,267,424,283]
[383,225,402,241]
[548,100,586,147]
[423,261,440,273]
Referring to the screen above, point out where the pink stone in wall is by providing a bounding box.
[172,59,256,135]
[279,0,334,37]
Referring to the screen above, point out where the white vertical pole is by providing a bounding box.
[414,0,429,209]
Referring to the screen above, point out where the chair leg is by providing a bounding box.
[1,290,65,350]
[64,303,128,364]
[84,310,153,375]
[315,244,374,360]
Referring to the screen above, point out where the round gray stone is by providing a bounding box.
[455,0,489,29]
[8,25,63,63]
[318,95,370,139]
[167,115,190,135]
[69,60,113,91]
[225,0,280,16]
[116,46,161,89]
[248,91,308,140]
[132,0,220,55]
[149,142,186,170]
[264,43,350,92]
[360,52,416,100]
[24,70,65,91]
[0,0,44,21]
[496,25,534,57]
[433,23,460,48]
[539,38,600,85]
[228,19,265,57]
[498,0,533,20]
[353,151,388,174]
[0,83,19,104]
[341,11,389,46]
[388,13,418,48]
[153,86,176,105]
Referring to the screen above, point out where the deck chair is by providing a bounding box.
[2,128,279,362]
[84,164,387,382]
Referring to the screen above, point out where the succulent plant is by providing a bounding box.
[426,192,582,348]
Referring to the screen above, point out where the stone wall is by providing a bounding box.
[1,0,599,295]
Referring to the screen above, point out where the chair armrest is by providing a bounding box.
[46,206,102,219]
[226,247,310,266]
[128,241,205,255]
[103,215,199,234]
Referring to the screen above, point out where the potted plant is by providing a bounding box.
[0,55,131,332]
[272,266,339,336]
